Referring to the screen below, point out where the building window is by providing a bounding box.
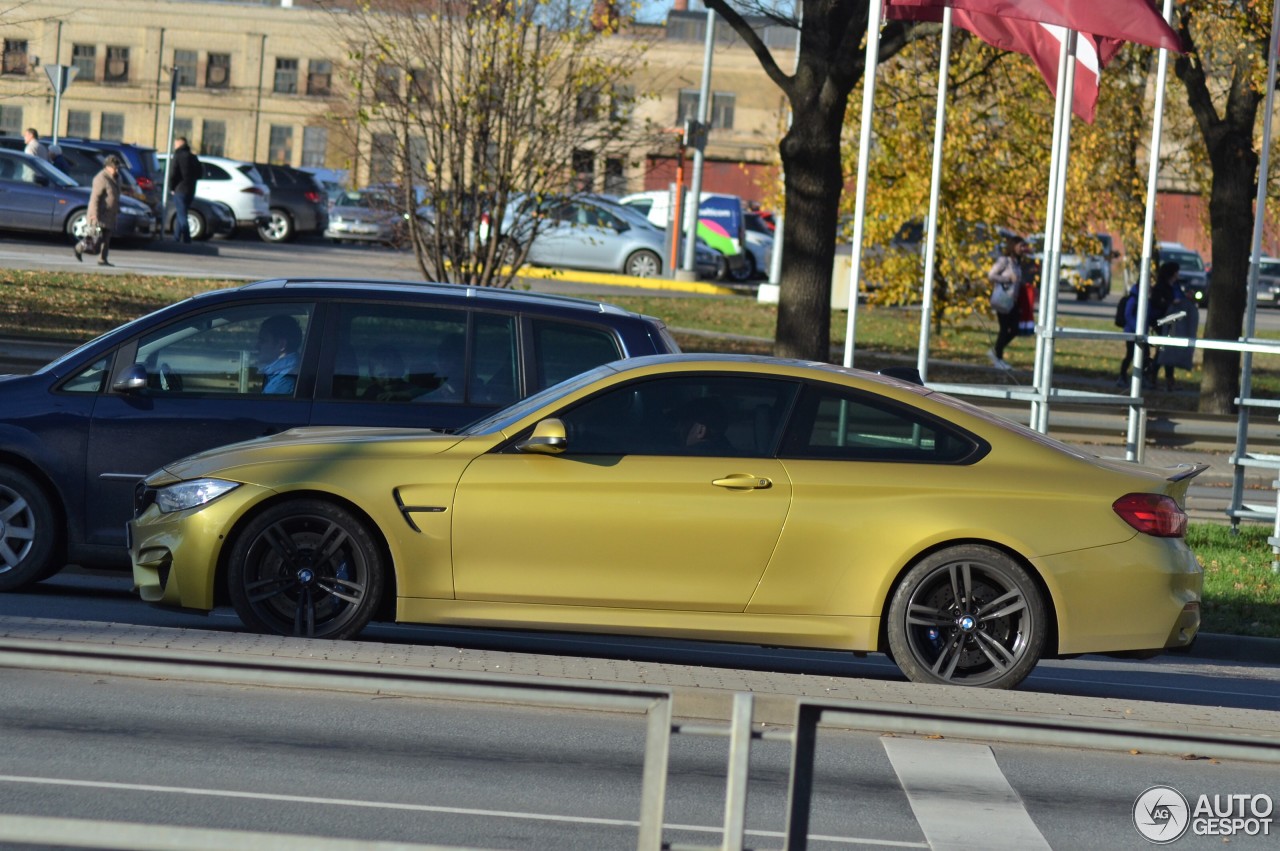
[374,65,400,103]
[2,40,28,76]
[710,92,735,129]
[273,58,298,95]
[172,118,193,147]
[572,149,593,192]
[104,46,130,83]
[369,133,397,183]
[301,126,328,168]
[604,157,626,196]
[0,105,23,135]
[306,59,332,96]
[174,49,197,86]
[575,88,601,123]
[610,86,634,122]
[202,119,226,156]
[67,110,91,137]
[100,113,125,141]
[206,53,231,89]
[268,125,293,165]
[408,68,432,105]
[72,44,96,82]
[676,89,700,125]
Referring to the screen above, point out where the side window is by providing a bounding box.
[556,375,798,457]
[531,319,622,391]
[60,356,110,393]
[780,384,978,463]
[327,303,471,404]
[470,313,518,406]
[201,163,230,181]
[133,304,312,398]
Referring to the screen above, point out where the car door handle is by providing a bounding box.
[712,474,772,490]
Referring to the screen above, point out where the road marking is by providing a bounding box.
[0,774,926,848]
[881,737,1050,851]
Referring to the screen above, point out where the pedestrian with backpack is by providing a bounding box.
[987,236,1028,371]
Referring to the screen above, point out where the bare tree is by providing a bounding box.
[323,0,656,286]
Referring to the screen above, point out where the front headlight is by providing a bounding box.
[156,478,240,513]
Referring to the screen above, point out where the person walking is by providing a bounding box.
[22,128,50,162]
[1147,261,1198,390]
[168,136,201,243]
[987,236,1028,371]
[75,155,123,267]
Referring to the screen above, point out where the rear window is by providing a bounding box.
[239,165,265,184]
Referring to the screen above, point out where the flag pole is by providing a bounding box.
[917,6,953,383]
[1229,0,1280,518]
[843,0,884,368]
[1031,34,1072,430]
[1124,0,1177,462]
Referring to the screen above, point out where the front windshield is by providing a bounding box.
[459,363,619,436]
[1166,250,1205,272]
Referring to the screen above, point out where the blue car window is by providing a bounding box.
[133,304,313,397]
[531,319,621,391]
[327,302,469,403]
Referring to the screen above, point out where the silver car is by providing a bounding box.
[324,190,406,246]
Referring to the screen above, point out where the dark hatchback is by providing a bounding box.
[0,279,679,590]
[252,163,329,243]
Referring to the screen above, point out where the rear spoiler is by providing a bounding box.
[1166,463,1209,483]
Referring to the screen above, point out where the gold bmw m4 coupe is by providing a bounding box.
[130,354,1203,689]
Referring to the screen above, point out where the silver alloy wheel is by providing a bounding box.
[625,249,661,278]
[0,483,36,573]
[187,210,206,241]
[66,210,90,240]
[258,209,293,243]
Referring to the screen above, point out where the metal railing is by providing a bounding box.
[3,638,1279,851]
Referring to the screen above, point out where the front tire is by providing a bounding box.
[228,500,385,639]
[0,466,58,592]
[65,210,90,242]
[886,545,1045,689]
[625,249,662,278]
[258,208,295,243]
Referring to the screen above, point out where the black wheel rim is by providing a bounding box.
[0,483,36,573]
[903,559,1033,686]
[241,514,370,637]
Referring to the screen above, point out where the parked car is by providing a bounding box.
[324,189,406,245]
[129,353,1203,689]
[501,194,712,278]
[1256,257,1280,307]
[252,163,330,243]
[0,149,154,241]
[162,195,236,241]
[157,153,270,232]
[618,190,753,280]
[1155,242,1210,306]
[0,279,679,591]
[0,137,155,222]
[46,137,163,214]
[1029,232,1113,301]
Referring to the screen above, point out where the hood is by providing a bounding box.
[159,426,464,482]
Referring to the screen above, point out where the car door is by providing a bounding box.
[450,374,798,611]
[82,302,315,547]
[0,152,59,231]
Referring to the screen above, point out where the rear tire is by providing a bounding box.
[624,249,662,278]
[886,544,1045,689]
[0,466,58,592]
[258,208,295,243]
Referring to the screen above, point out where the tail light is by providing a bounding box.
[242,186,266,195]
[136,176,155,191]
[305,190,322,204]
[1113,493,1187,538]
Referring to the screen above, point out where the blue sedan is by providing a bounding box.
[0,149,154,240]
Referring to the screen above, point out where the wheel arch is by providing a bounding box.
[874,538,1060,657]
[213,488,398,621]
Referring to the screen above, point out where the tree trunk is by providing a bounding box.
[774,101,847,361]
[1199,133,1257,413]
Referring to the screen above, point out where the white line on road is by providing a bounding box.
[0,774,927,848]
[881,737,1051,851]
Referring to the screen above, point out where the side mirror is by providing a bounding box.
[517,418,567,455]
[614,220,630,233]
[33,175,49,187]
[111,363,149,393]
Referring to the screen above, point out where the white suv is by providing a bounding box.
[158,153,270,232]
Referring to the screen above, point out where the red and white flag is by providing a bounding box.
[886,0,1180,123]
